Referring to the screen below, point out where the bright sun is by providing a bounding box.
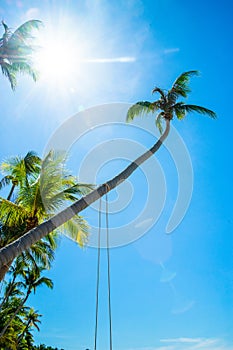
[33,27,80,84]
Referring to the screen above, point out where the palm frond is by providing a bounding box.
[152,87,166,100]
[10,61,38,81]
[155,112,165,134]
[60,182,94,201]
[178,104,217,119]
[1,62,17,89]
[22,239,55,270]
[173,102,187,120]
[32,276,53,291]
[0,197,28,226]
[126,101,155,122]
[0,175,13,190]
[173,70,199,88]
[168,70,199,103]
[8,20,43,45]
[60,215,89,247]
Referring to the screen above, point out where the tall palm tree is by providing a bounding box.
[0,151,41,201]
[0,266,53,337]
[0,20,42,89]
[0,71,216,274]
[17,308,41,346]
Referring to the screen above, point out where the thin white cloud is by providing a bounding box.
[163,48,180,54]
[159,337,231,350]
[161,337,204,343]
[85,56,136,63]
[126,338,233,350]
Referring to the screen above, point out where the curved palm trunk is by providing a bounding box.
[7,184,15,201]
[17,319,31,346]
[0,120,170,275]
[0,259,13,283]
[0,277,15,309]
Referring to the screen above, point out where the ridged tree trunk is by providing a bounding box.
[0,120,170,276]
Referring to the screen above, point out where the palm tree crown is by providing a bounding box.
[127,70,216,133]
[0,151,93,248]
[0,20,42,89]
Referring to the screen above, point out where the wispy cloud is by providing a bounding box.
[127,338,233,350]
[163,48,180,54]
[159,337,232,350]
[161,337,203,343]
[84,56,136,63]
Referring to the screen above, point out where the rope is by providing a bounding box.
[94,194,113,350]
[94,198,102,350]
[106,193,113,350]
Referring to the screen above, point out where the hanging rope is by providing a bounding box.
[94,197,102,350]
[106,193,113,350]
[94,194,113,350]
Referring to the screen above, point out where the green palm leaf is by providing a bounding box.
[155,112,165,134]
[8,20,43,45]
[152,87,166,100]
[0,175,13,190]
[10,61,38,81]
[168,70,199,103]
[60,215,89,247]
[0,20,42,89]
[0,62,17,89]
[126,101,155,122]
[176,103,217,119]
[0,198,28,226]
[173,102,187,120]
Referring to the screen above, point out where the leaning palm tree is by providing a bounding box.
[0,20,42,89]
[0,71,216,274]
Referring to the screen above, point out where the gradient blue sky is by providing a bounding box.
[0,1,232,350]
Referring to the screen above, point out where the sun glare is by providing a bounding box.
[33,28,80,84]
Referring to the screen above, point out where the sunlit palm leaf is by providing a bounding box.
[126,101,155,122]
[0,198,28,226]
[0,20,42,89]
[8,20,42,45]
[60,215,89,247]
[0,62,17,89]
[10,61,38,81]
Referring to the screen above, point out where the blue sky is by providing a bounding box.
[0,0,232,349]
